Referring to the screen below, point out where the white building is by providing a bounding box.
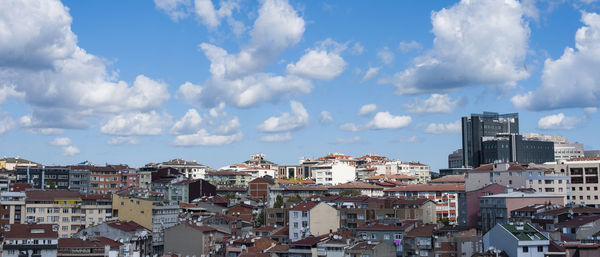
[384,161,431,183]
[483,222,549,257]
[157,158,212,179]
[313,161,356,185]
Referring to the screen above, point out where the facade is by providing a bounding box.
[458,183,506,228]
[483,222,549,257]
[24,190,112,238]
[481,134,555,165]
[157,158,212,179]
[313,161,356,185]
[166,179,216,203]
[327,182,384,197]
[543,158,600,205]
[67,165,90,193]
[15,166,70,189]
[0,158,38,171]
[524,133,585,161]
[384,161,432,183]
[479,191,565,231]
[204,170,252,185]
[288,201,340,242]
[0,191,26,225]
[73,221,152,257]
[462,112,519,168]
[384,184,465,223]
[88,166,120,194]
[248,177,275,200]
[163,222,218,256]
[1,224,58,257]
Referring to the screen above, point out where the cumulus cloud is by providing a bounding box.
[0,114,16,135]
[339,123,360,132]
[358,104,377,116]
[424,120,461,134]
[385,0,529,95]
[214,117,241,135]
[49,137,79,156]
[362,66,380,82]
[398,40,422,53]
[332,136,361,144]
[260,133,292,142]
[175,0,314,108]
[173,130,242,146]
[107,136,140,145]
[537,113,580,130]
[320,111,333,124]
[154,0,243,34]
[257,101,308,132]
[404,94,464,114]
[512,12,600,110]
[153,0,191,21]
[287,39,347,80]
[0,0,170,129]
[100,111,169,136]
[0,85,24,104]
[377,46,394,64]
[366,112,412,130]
[170,109,204,135]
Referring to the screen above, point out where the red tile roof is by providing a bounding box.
[290,201,319,211]
[391,198,431,206]
[365,174,418,180]
[406,224,437,237]
[328,181,383,190]
[207,170,251,176]
[249,177,275,185]
[555,216,600,227]
[254,226,278,232]
[59,238,106,248]
[290,235,328,246]
[4,224,58,239]
[429,175,465,183]
[384,184,465,192]
[25,189,81,201]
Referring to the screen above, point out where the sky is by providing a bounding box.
[1,0,600,172]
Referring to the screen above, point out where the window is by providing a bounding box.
[294,233,298,239]
[537,246,544,252]
[357,214,365,220]
[61,226,68,231]
[384,234,390,240]
[523,246,528,253]
[294,222,298,228]
[293,212,299,218]
[62,217,68,222]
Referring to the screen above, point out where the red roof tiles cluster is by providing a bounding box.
[328,181,383,190]
[4,224,58,239]
[384,184,465,192]
[290,201,319,211]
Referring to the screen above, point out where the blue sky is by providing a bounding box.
[1,0,599,172]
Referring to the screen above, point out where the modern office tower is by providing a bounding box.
[448,149,464,168]
[481,134,554,165]
[462,112,519,168]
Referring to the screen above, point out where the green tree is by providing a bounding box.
[46,179,56,189]
[286,194,303,203]
[274,195,284,208]
[254,209,265,228]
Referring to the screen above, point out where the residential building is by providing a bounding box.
[156,158,212,179]
[555,216,600,241]
[384,184,465,223]
[248,177,275,200]
[363,174,419,184]
[57,237,121,257]
[163,222,218,256]
[138,169,152,190]
[204,170,252,185]
[543,158,600,205]
[403,224,437,257]
[344,241,396,257]
[88,166,120,194]
[458,183,506,228]
[265,207,288,227]
[479,190,565,231]
[438,168,470,177]
[24,190,112,238]
[67,165,90,193]
[327,182,384,197]
[166,179,216,203]
[1,224,58,257]
[313,161,356,185]
[391,199,437,224]
[356,221,417,255]
[15,166,70,189]
[384,161,432,183]
[0,157,38,171]
[73,221,152,257]
[462,112,519,168]
[288,201,339,242]
[277,165,303,180]
[585,150,600,158]
[448,149,464,168]
[483,222,549,257]
[0,191,26,225]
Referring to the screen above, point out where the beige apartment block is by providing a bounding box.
[543,158,600,205]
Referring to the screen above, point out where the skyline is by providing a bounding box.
[1,0,600,171]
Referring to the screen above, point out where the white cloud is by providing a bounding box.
[362,66,380,82]
[209,102,226,118]
[61,145,80,156]
[50,137,72,146]
[424,120,461,134]
[512,12,600,110]
[339,122,360,132]
[260,133,292,142]
[173,130,242,146]
[214,117,241,135]
[332,136,361,144]
[0,0,170,129]
[351,42,364,55]
[286,39,347,81]
[0,114,16,135]
[367,112,412,130]
[100,111,168,136]
[257,101,309,132]
[27,128,65,135]
[107,136,140,145]
[319,111,333,124]
[0,85,24,104]
[398,40,422,53]
[377,46,394,64]
[153,0,191,21]
[358,104,377,116]
[537,113,580,130]
[386,0,529,95]
[585,107,598,117]
[170,109,204,135]
[404,94,463,114]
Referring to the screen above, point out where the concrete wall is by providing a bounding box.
[309,202,339,237]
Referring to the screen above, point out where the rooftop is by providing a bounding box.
[384,184,465,192]
[500,223,548,241]
[556,216,600,227]
[4,224,58,239]
[429,175,465,184]
[328,181,383,190]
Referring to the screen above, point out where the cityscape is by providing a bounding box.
[1,0,600,257]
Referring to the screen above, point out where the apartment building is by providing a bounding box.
[288,201,339,242]
[24,190,111,238]
[384,184,465,223]
[204,170,252,185]
[15,166,70,189]
[328,182,384,197]
[89,166,120,194]
[483,223,549,257]
[1,224,59,257]
[384,161,432,183]
[544,158,600,205]
[67,165,90,193]
[0,191,26,225]
[313,161,356,185]
[156,158,212,179]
